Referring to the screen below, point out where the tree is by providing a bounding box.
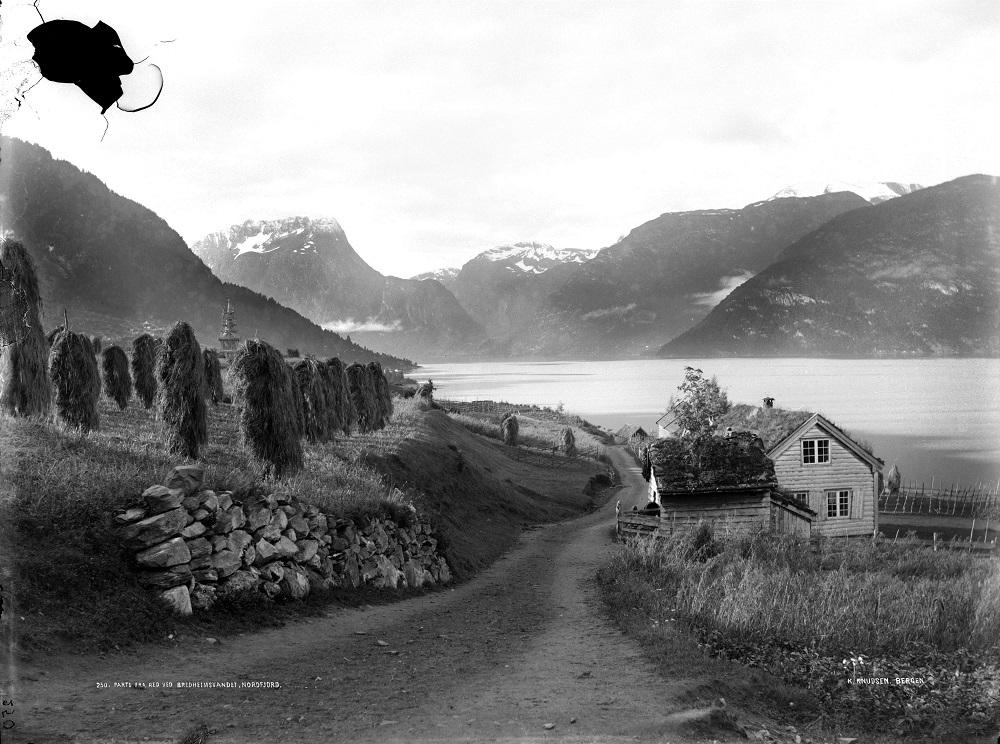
[670,367,730,444]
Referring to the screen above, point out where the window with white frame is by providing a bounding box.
[802,438,830,464]
[792,491,809,503]
[826,489,851,518]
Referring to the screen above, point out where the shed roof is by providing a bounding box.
[615,424,648,439]
[647,433,777,492]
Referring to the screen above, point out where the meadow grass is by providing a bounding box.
[444,401,608,454]
[598,526,1000,737]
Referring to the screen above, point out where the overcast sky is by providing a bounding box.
[2,0,998,277]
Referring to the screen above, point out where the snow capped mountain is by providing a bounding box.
[411,267,460,283]
[770,182,923,204]
[198,216,344,259]
[477,242,599,274]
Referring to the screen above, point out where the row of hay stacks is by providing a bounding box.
[0,238,394,478]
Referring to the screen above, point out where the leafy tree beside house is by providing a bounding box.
[669,367,730,444]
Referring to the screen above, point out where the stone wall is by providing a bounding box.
[114,465,452,616]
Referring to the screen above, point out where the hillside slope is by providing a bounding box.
[659,175,1000,357]
[0,138,409,367]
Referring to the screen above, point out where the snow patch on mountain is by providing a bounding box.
[769,182,923,204]
[479,242,599,274]
[411,267,460,282]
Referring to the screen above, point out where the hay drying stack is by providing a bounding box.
[367,361,393,427]
[202,348,224,405]
[0,239,50,417]
[289,362,307,436]
[48,330,100,431]
[100,345,132,409]
[90,335,102,355]
[561,426,576,456]
[292,358,334,442]
[501,413,519,446]
[230,339,303,477]
[155,321,207,459]
[131,334,158,409]
[325,357,356,435]
[346,362,379,433]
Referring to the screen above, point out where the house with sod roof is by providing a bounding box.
[641,432,815,538]
[716,401,884,538]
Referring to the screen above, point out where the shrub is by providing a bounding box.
[48,330,100,431]
[100,345,132,410]
[202,348,224,405]
[501,414,519,446]
[0,239,50,417]
[229,338,303,477]
[130,334,158,409]
[155,321,207,459]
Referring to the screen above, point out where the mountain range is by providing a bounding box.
[0,138,411,369]
[659,175,1000,357]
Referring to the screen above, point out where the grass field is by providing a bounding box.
[598,526,1000,739]
[2,392,602,655]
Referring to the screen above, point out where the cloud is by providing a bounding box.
[691,272,756,308]
[322,318,403,333]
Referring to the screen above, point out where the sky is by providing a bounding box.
[2,0,998,278]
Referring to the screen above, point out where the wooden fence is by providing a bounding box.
[879,480,1000,520]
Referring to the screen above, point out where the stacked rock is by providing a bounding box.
[115,465,452,616]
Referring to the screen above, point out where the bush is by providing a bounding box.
[100,345,132,410]
[155,321,207,459]
[130,334,158,409]
[48,330,100,431]
[229,339,303,477]
[0,239,50,417]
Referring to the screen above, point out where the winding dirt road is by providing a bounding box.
[16,448,776,743]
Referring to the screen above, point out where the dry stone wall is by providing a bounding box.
[114,465,452,616]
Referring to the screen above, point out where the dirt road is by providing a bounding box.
[16,447,771,743]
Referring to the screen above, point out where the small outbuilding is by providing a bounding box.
[614,424,649,444]
[642,433,814,538]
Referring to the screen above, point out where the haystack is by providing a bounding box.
[325,357,356,434]
[202,348,224,405]
[131,334,158,409]
[368,361,393,427]
[90,335,102,355]
[560,426,576,456]
[229,339,303,477]
[48,330,100,431]
[100,345,132,410]
[155,321,207,459]
[292,357,334,442]
[346,362,379,433]
[0,239,50,417]
[501,414,519,446]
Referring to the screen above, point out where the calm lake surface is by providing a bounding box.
[416,359,1000,489]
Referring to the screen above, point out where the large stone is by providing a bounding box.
[254,522,281,542]
[371,524,390,552]
[212,549,242,578]
[260,563,285,582]
[282,528,297,542]
[190,584,217,611]
[180,521,206,539]
[192,507,210,521]
[329,536,350,553]
[270,510,288,532]
[245,502,272,531]
[289,514,309,535]
[137,564,192,590]
[136,537,191,569]
[305,569,326,594]
[307,515,327,536]
[273,535,298,559]
[114,507,146,525]
[253,538,278,565]
[217,492,234,511]
[210,535,228,553]
[119,508,188,550]
[186,537,212,559]
[228,530,253,554]
[280,568,310,599]
[374,554,402,589]
[141,485,185,515]
[218,569,258,598]
[360,557,379,582]
[182,494,201,511]
[214,506,246,534]
[164,465,204,495]
[189,554,213,571]
[438,558,452,584]
[242,544,256,567]
[403,559,427,588]
[344,553,361,588]
[296,539,319,562]
[262,581,281,599]
[191,567,219,583]
[158,585,192,616]
[199,491,220,513]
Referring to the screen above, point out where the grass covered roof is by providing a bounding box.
[647,432,776,492]
[715,403,814,451]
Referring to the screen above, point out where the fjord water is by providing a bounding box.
[417,358,1000,488]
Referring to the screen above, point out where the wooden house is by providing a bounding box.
[717,403,884,538]
[642,433,814,538]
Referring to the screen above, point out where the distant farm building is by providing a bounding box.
[614,424,649,444]
[717,402,884,538]
[640,433,814,538]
